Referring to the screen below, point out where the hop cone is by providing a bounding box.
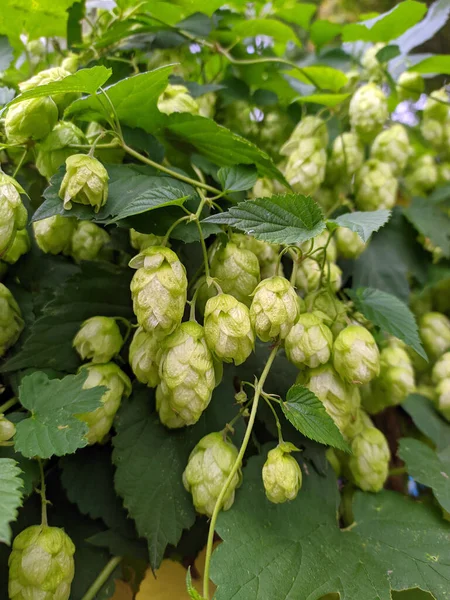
[70,221,111,262]
[157,322,215,427]
[355,159,398,210]
[5,97,58,144]
[129,326,160,387]
[230,233,280,280]
[348,427,390,492]
[420,119,449,153]
[77,362,131,444]
[419,312,450,359]
[397,71,424,102]
[8,525,75,600]
[314,186,340,213]
[182,432,241,517]
[33,215,76,255]
[335,227,366,259]
[130,246,187,339]
[304,289,347,330]
[0,283,24,357]
[157,84,199,115]
[129,229,165,251]
[370,125,410,176]
[326,132,365,182]
[285,312,333,369]
[19,66,78,112]
[342,407,373,441]
[250,177,274,199]
[36,122,86,180]
[436,378,450,421]
[59,154,108,212]
[423,88,449,122]
[333,325,380,385]
[73,316,123,363]
[250,276,299,342]
[0,414,15,442]
[204,293,254,365]
[2,229,30,265]
[361,43,385,82]
[280,116,328,156]
[284,138,327,196]
[0,174,27,256]
[210,242,260,306]
[349,83,388,142]
[262,443,302,504]
[432,352,450,384]
[296,259,341,295]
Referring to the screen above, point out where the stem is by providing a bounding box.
[195,218,211,280]
[13,149,28,178]
[389,466,407,476]
[202,344,280,599]
[319,229,336,288]
[263,395,283,444]
[0,398,18,413]
[38,459,48,527]
[81,556,123,600]
[162,215,190,245]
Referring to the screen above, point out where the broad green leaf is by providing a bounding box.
[203,194,325,245]
[403,197,450,258]
[409,54,450,74]
[287,66,348,92]
[276,4,316,29]
[394,0,450,55]
[0,458,23,545]
[294,93,350,107]
[0,442,39,497]
[402,394,450,452]
[218,165,258,192]
[310,20,342,48]
[233,18,296,45]
[376,44,401,63]
[282,385,349,451]
[7,66,112,106]
[399,438,450,512]
[211,451,450,599]
[177,12,213,37]
[15,371,104,459]
[332,210,391,243]
[347,287,427,360]
[0,35,13,71]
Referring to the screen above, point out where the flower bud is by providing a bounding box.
[59,154,109,212]
[204,293,254,365]
[36,122,87,180]
[73,316,123,364]
[280,116,328,156]
[5,97,58,144]
[0,414,16,441]
[157,322,215,427]
[128,326,160,388]
[210,242,260,306]
[349,83,388,142]
[355,159,398,211]
[397,71,424,101]
[285,312,333,369]
[70,221,111,263]
[423,88,449,122]
[129,246,187,339]
[0,283,24,357]
[182,432,242,516]
[335,227,366,259]
[157,84,199,115]
[333,325,380,385]
[0,174,27,256]
[370,125,410,176]
[8,525,75,600]
[404,154,438,196]
[436,378,450,421]
[361,43,385,82]
[77,362,131,444]
[129,229,165,251]
[348,427,390,492]
[2,229,30,265]
[33,215,77,255]
[432,352,450,384]
[262,442,302,503]
[19,66,78,113]
[326,132,365,183]
[419,312,450,360]
[250,276,299,342]
[284,138,327,196]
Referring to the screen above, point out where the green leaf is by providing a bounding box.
[347,287,427,360]
[332,210,391,243]
[282,385,349,451]
[403,197,450,259]
[399,438,450,512]
[309,20,342,48]
[218,165,258,192]
[294,92,351,107]
[276,4,317,30]
[203,194,325,245]
[233,18,296,45]
[0,442,39,497]
[376,44,401,63]
[402,394,450,452]
[212,451,450,599]
[287,66,348,92]
[409,54,450,74]
[0,35,13,71]
[7,66,112,106]
[187,568,206,600]
[0,458,23,545]
[395,0,450,55]
[15,371,104,459]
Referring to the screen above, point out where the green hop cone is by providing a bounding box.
[230,233,280,280]
[129,246,187,339]
[423,88,450,122]
[157,84,199,115]
[8,525,75,600]
[335,227,366,259]
[419,312,450,359]
[404,153,438,196]
[326,132,365,182]
[0,414,16,441]
[61,53,79,73]
[349,83,388,142]
[436,378,450,421]
[157,322,215,428]
[348,426,390,492]
[33,215,77,255]
[250,177,274,199]
[304,289,347,331]
[210,241,260,306]
[0,283,24,357]
[314,186,339,213]
[361,43,386,82]
[73,316,123,363]
[432,352,450,384]
[333,325,380,385]
[2,229,30,265]
[284,138,327,196]
[250,276,299,342]
[197,92,216,118]
[204,293,254,366]
[420,118,448,153]
[397,71,424,101]
[129,326,160,388]
[59,154,109,212]
[129,229,165,251]
[5,97,58,144]
[262,442,302,504]
[70,221,111,263]
[285,312,333,369]
[182,432,242,517]
[280,116,328,156]
[295,259,342,295]
[19,66,78,113]
[36,122,87,180]
[438,162,450,185]
[355,159,398,211]
[0,174,27,256]
[370,125,410,176]
[77,362,131,444]
[342,407,373,441]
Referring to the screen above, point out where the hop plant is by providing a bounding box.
[36,122,86,180]
[204,293,254,365]
[423,88,449,122]
[230,234,281,280]
[182,432,242,517]
[197,92,216,119]
[284,138,327,196]
[436,378,450,421]
[419,312,450,359]
[298,230,337,263]
[432,352,450,383]
[285,312,333,369]
[280,115,328,156]
[355,159,398,211]
[333,325,380,385]
[250,276,299,342]
[361,43,385,81]
[349,83,388,142]
[397,71,424,101]
[77,362,131,444]
[404,154,438,196]
[33,215,76,255]
[296,259,342,295]
[0,283,24,357]
[70,221,111,262]
[59,154,109,212]
[61,53,79,73]
[210,241,260,306]
[129,326,160,387]
[326,132,365,182]
[73,316,123,363]
[262,443,302,504]
[250,177,274,199]
[8,525,75,600]
[5,97,58,144]
[19,66,78,112]
[157,321,215,427]
[370,125,410,176]
[129,246,187,339]
[0,173,27,256]
[438,162,450,184]
[342,407,373,441]
[304,289,347,330]
[348,427,390,492]
[315,186,339,213]
[157,84,199,115]
[129,229,165,251]
[2,229,30,265]
[0,414,15,441]
[420,118,449,153]
[335,227,366,259]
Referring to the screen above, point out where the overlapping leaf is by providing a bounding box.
[0,458,23,545]
[332,210,391,243]
[403,394,450,451]
[403,197,450,259]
